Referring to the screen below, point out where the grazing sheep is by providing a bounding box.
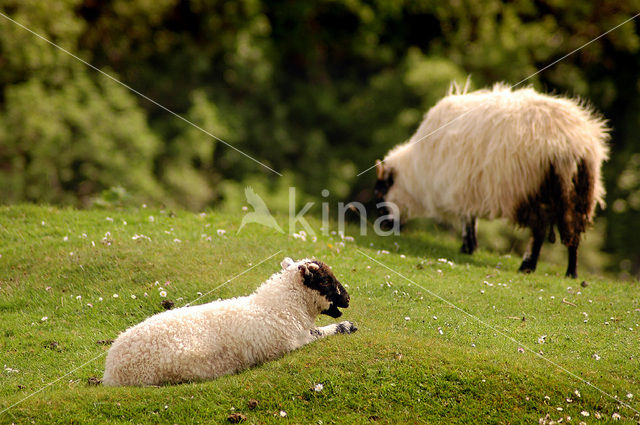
[374,83,609,278]
[102,258,356,386]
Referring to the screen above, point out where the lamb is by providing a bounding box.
[102,257,357,386]
[374,83,609,278]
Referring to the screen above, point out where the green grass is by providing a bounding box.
[1,204,639,424]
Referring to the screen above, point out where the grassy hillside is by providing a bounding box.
[0,205,638,424]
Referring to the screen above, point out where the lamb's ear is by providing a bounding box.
[298,264,311,279]
[299,261,319,279]
[281,257,295,270]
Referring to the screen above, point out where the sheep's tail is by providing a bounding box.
[556,157,602,248]
[515,157,601,248]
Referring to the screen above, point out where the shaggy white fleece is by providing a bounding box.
[102,258,356,386]
[382,83,609,222]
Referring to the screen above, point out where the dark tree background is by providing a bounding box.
[0,0,639,275]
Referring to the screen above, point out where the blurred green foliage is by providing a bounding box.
[1,0,640,274]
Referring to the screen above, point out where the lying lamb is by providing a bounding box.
[374,83,609,278]
[102,257,356,386]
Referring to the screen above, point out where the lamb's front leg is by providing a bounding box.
[296,321,358,347]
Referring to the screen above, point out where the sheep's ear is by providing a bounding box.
[375,159,384,179]
[281,257,295,270]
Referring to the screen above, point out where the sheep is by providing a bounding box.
[374,83,609,278]
[102,257,357,386]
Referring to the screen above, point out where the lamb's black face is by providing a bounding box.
[300,261,350,318]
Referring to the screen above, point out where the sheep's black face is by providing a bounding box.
[374,164,399,230]
[300,261,350,318]
[374,172,394,202]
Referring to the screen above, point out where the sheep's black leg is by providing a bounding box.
[565,244,578,278]
[460,217,477,254]
[518,227,545,273]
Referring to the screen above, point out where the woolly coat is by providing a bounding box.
[102,260,337,386]
[383,84,609,224]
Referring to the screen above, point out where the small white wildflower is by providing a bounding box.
[241,206,248,211]
[81,233,87,238]
[113,293,119,298]
[612,412,621,420]
[538,335,546,344]
[144,292,148,297]
[45,286,52,291]
[580,411,589,417]
[106,217,114,222]
[592,353,601,360]
[131,294,137,299]
[574,389,581,398]
[173,238,181,243]
[122,220,127,225]
[400,254,406,258]
[69,252,74,256]
[98,297,103,301]
[216,229,226,236]
[517,347,525,353]
[279,410,287,417]
[159,291,167,297]
[437,327,443,335]
[626,393,633,399]
[149,216,155,222]
[76,295,82,300]
[63,236,69,242]
[313,383,324,392]
[91,241,95,247]
[87,303,93,308]
[41,221,45,225]
[404,317,410,321]
[41,316,48,321]
[154,281,160,286]
[432,316,438,320]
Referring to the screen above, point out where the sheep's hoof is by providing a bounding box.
[518,260,536,274]
[518,266,534,274]
[336,321,358,334]
[460,243,476,255]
